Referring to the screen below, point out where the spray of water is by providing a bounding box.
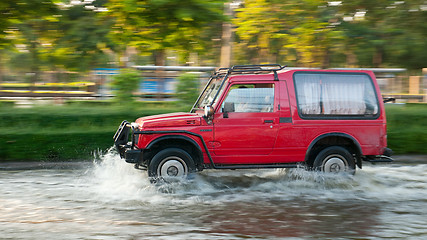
[80,148,427,209]
[2,146,426,239]
[2,150,426,239]
[83,149,427,205]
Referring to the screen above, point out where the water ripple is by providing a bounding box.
[1,152,426,239]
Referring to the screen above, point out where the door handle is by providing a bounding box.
[264,119,274,124]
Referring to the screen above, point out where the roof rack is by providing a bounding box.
[194,64,286,111]
[213,64,286,80]
[231,64,283,72]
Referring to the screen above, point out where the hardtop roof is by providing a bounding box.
[214,64,374,82]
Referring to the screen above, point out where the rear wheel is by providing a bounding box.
[148,148,195,182]
[313,146,355,174]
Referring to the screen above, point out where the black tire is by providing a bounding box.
[148,148,195,182]
[313,146,355,174]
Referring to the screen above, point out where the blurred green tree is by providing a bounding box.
[111,68,141,103]
[232,0,284,64]
[381,0,427,69]
[0,1,56,51]
[1,0,426,84]
[335,0,427,68]
[5,1,117,82]
[105,0,225,66]
[233,0,345,67]
[53,4,116,72]
[233,0,426,69]
[14,17,59,83]
[0,0,56,82]
[176,73,199,106]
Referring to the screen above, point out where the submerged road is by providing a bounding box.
[1,154,426,239]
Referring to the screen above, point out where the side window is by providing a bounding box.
[222,84,274,113]
[294,73,379,118]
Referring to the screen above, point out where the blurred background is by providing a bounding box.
[1,3,427,239]
[0,0,426,100]
[0,0,426,161]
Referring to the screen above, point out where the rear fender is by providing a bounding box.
[305,133,363,168]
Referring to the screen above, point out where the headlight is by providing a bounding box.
[131,122,139,130]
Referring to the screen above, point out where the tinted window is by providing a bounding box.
[294,73,379,118]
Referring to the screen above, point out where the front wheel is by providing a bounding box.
[148,148,195,182]
[313,146,355,174]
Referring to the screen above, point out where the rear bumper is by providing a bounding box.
[383,147,393,157]
[365,147,393,163]
[113,120,142,164]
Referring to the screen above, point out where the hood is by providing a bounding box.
[135,112,202,128]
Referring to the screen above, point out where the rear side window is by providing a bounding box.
[294,73,379,118]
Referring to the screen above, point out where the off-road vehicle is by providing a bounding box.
[114,64,392,181]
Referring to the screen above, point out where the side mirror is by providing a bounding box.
[204,105,214,120]
[223,102,235,113]
[222,102,235,118]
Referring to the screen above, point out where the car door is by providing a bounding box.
[212,82,279,159]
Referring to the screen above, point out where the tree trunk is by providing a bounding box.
[220,2,232,68]
[29,40,40,92]
[373,47,383,68]
[322,48,330,69]
[0,52,3,91]
[154,49,166,101]
[345,48,357,68]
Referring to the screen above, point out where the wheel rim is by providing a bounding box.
[157,157,188,180]
[322,154,347,173]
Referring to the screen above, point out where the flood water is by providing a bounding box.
[1,152,426,239]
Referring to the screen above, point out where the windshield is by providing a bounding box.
[191,75,226,112]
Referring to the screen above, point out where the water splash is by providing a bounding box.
[83,148,160,204]
[84,150,414,205]
[1,152,426,239]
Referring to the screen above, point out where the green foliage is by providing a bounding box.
[385,104,427,154]
[0,0,57,48]
[0,131,113,161]
[233,0,345,66]
[0,104,180,161]
[233,0,427,69]
[52,4,115,72]
[0,103,426,161]
[105,0,225,64]
[110,68,141,104]
[0,104,181,131]
[1,1,58,83]
[1,0,427,84]
[176,73,200,106]
[0,0,114,78]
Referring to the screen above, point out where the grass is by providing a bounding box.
[385,103,427,154]
[0,102,426,161]
[0,102,189,161]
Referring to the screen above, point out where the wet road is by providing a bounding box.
[1,153,426,239]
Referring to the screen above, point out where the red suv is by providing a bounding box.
[114,64,392,181]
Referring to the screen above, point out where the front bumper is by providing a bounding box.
[113,120,142,164]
